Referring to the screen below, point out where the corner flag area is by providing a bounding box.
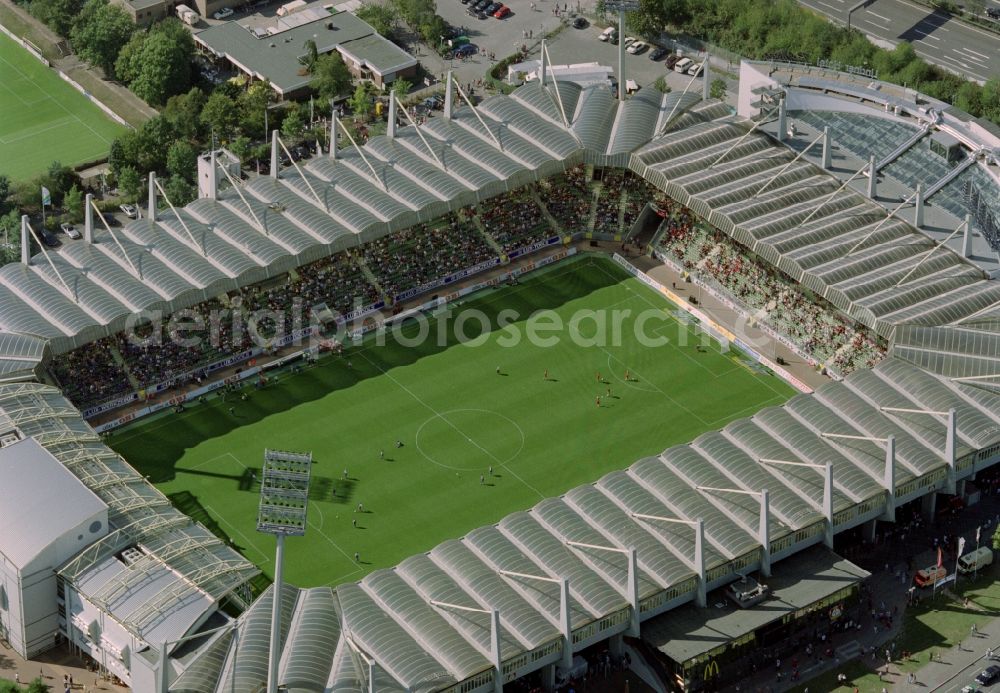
[0,31,125,181]
[108,256,795,588]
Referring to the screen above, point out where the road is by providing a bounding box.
[797,0,1000,83]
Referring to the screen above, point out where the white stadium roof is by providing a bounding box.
[0,66,997,691]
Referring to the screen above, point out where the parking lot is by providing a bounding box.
[427,0,721,97]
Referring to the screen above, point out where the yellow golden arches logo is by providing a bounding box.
[703,660,720,680]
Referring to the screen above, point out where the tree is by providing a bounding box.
[117,166,142,203]
[133,116,176,173]
[41,161,76,206]
[299,38,319,71]
[652,75,671,93]
[710,78,727,100]
[238,81,272,139]
[355,2,397,37]
[70,0,134,76]
[29,0,85,36]
[0,208,20,266]
[0,175,10,215]
[162,87,207,140]
[391,78,412,100]
[348,83,373,121]
[26,677,48,693]
[229,135,252,162]
[63,184,84,223]
[310,52,353,102]
[115,19,193,105]
[281,106,304,140]
[164,175,195,207]
[200,91,239,141]
[167,141,198,182]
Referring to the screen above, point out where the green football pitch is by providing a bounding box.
[109,255,795,588]
[0,31,124,181]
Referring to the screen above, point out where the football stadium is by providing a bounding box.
[0,58,999,693]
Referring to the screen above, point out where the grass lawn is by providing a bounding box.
[108,255,794,588]
[0,31,124,181]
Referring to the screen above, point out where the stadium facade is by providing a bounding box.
[0,59,999,692]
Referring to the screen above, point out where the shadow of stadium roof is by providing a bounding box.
[0,79,998,691]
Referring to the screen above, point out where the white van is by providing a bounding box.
[958,546,993,574]
[598,26,617,41]
[673,57,693,73]
[686,61,703,76]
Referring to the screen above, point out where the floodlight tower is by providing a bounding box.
[604,0,640,102]
[257,448,313,693]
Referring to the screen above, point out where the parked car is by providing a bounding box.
[626,40,647,54]
[622,36,636,47]
[119,203,137,218]
[598,26,616,41]
[686,61,703,76]
[958,547,994,575]
[976,666,1000,686]
[460,0,473,6]
[572,16,587,28]
[476,10,488,19]
[673,57,693,73]
[913,564,947,587]
[484,3,500,15]
[493,4,509,18]
[454,43,477,57]
[212,6,233,18]
[474,0,490,10]
[987,7,1000,19]
[665,53,681,69]
[39,229,60,248]
[59,223,81,240]
[649,46,669,61]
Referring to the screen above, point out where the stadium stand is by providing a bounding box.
[0,67,999,693]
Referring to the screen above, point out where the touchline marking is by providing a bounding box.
[600,346,710,426]
[357,351,546,500]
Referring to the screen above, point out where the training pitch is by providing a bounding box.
[0,31,124,181]
[109,255,795,588]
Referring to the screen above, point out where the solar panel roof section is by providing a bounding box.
[660,445,792,542]
[223,178,350,253]
[170,627,234,693]
[119,220,233,288]
[188,195,299,257]
[814,383,942,477]
[892,325,1000,381]
[562,485,696,588]
[392,127,503,193]
[594,471,727,571]
[750,406,885,503]
[279,587,341,692]
[215,585,299,693]
[531,497,661,600]
[477,96,581,162]
[498,511,629,617]
[362,565,493,677]
[335,582,456,692]
[462,525,599,626]
[628,455,759,559]
[306,156,411,223]
[692,431,821,531]
[364,136,471,202]
[429,540,560,651]
[784,392,911,484]
[571,86,616,154]
[721,418,853,514]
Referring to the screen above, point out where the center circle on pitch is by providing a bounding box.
[416,409,525,471]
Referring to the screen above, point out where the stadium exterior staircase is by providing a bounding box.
[110,343,142,393]
[528,185,567,238]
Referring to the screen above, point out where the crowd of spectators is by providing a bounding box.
[593,169,626,232]
[362,215,497,298]
[477,186,554,254]
[539,165,592,235]
[49,337,132,407]
[654,207,887,374]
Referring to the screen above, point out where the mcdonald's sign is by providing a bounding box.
[703,659,720,680]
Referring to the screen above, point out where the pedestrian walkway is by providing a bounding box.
[0,638,123,692]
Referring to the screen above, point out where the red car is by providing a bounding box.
[493,4,509,18]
